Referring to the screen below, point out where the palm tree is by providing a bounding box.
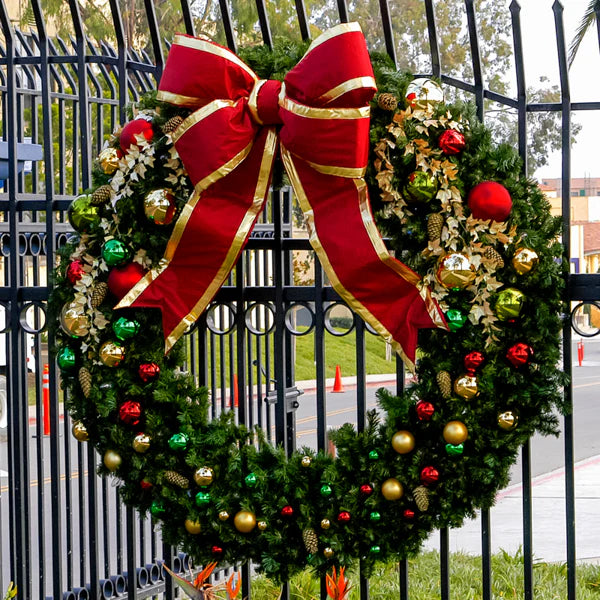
[568,0,600,67]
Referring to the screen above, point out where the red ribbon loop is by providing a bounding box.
[117,23,447,369]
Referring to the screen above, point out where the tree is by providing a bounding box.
[568,0,599,67]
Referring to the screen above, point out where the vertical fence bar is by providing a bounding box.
[465,0,484,120]
[337,0,349,23]
[553,4,575,600]
[219,0,238,52]
[294,0,311,41]
[481,509,491,600]
[424,0,440,78]
[255,0,273,48]
[378,0,397,67]
[143,0,164,78]
[440,528,449,600]
[108,0,128,123]
[180,0,196,36]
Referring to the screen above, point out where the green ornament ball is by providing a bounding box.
[445,443,464,456]
[368,450,379,461]
[369,511,381,522]
[495,287,526,321]
[57,347,76,371]
[102,239,130,267]
[369,545,381,555]
[195,491,211,506]
[168,433,189,451]
[68,194,99,233]
[320,484,333,497]
[245,473,257,488]
[112,316,141,340]
[446,309,467,331]
[151,500,165,517]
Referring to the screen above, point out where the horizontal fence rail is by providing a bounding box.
[0,1,598,599]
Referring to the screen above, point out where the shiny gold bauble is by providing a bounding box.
[436,253,476,290]
[498,410,519,431]
[60,302,90,338]
[320,518,331,530]
[495,287,526,321]
[512,248,539,275]
[103,449,121,472]
[132,433,151,453]
[72,421,89,442]
[194,467,214,487]
[301,455,312,467]
[144,189,176,225]
[381,478,404,500]
[443,421,468,445]
[233,510,257,533]
[405,77,444,110]
[97,147,120,174]
[453,374,479,399]
[391,430,416,454]
[257,520,268,531]
[323,547,335,559]
[184,519,202,535]
[218,510,230,521]
[99,341,125,367]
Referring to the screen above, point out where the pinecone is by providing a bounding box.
[413,485,430,512]
[302,528,319,554]
[436,370,452,398]
[164,471,190,489]
[377,92,398,112]
[162,115,184,134]
[90,282,109,308]
[427,213,444,241]
[78,367,92,398]
[90,184,113,206]
[484,246,505,269]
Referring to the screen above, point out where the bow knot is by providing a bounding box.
[248,79,283,126]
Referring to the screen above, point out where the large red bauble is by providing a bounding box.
[66,260,85,285]
[120,117,154,153]
[468,181,512,222]
[464,350,485,374]
[119,400,142,426]
[420,466,439,486]
[506,342,534,368]
[107,262,147,301]
[139,362,160,383]
[280,505,294,517]
[337,511,351,523]
[415,400,434,421]
[360,484,373,496]
[439,129,466,155]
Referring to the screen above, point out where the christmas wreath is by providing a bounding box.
[51,25,567,583]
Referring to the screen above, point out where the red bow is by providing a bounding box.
[117,23,447,369]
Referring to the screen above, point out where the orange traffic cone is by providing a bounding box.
[332,365,344,393]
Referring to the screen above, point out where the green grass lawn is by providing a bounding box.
[251,550,600,599]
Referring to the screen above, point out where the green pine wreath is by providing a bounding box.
[50,46,567,582]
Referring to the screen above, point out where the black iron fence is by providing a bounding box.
[0,0,599,599]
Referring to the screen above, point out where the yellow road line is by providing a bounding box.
[1,470,83,493]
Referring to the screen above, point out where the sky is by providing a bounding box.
[518,0,600,180]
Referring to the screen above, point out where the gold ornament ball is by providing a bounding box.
[218,511,230,521]
[405,77,444,110]
[233,510,257,533]
[323,547,335,559]
[436,253,476,290]
[453,374,479,399]
[194,467,214,487]
[144,189,176,225]
[72,421,89,442]
[301,455,312,467]
[97,147,120,174]
[498,410,519,431]
[391,430,416,454]
[132,433,151,453]
[381,478,404,500]
[103,449,121,472]
[99,341,125,367]
[60,302,90,338]
[184,519,202,535]
[443,421,468,445]
[512,248,539,275]
[320,518,331,530]
[257,520,268,531]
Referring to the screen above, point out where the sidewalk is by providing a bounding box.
[423,454,600,563]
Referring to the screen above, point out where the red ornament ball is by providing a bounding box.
[360,484,374,496]
[439,129,466,155]
[119,400,142,426]
[120,116,154,153]
[506,343,534,368]
[107,262,147,301]
[403,509,415,520]
[337,511,351,523]
[211,545,223,557]
[468,181,512,222]
[66,260,85,285]
[139,362,160,383]
[415,400,435,421]
[420,466,439,486]
[140,478,153,490]
[281,505,294,518]
[464,350,485,374]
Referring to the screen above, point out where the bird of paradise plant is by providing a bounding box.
[325,567,352,600]
[162,561,241,600]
